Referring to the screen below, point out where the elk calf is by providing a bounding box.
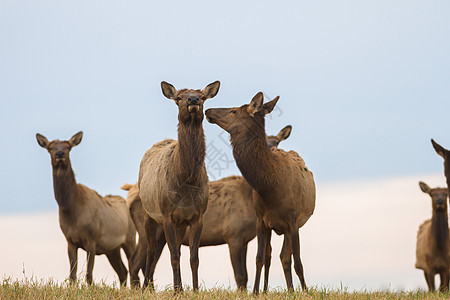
[415,181,450,292]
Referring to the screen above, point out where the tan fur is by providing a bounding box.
[205,92,316,293]
[36,132,136,286]
[415,220,450,271]
[139,139,208,225]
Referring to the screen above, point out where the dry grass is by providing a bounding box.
[1,278,449,299]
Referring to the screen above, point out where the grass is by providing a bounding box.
[1,278,449,299]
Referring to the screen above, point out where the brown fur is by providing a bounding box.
[205,92,316,294]
[124,126,291,289]
[138,81,220,292]
[36,132,136,286]
[415,182,450,292]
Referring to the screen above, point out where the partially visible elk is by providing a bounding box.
[123,125,292,289]
[138,81,220,292]
[431,139,450,201]
[36,132,136,286]
[205,93,316,294]
[415,181,450,292]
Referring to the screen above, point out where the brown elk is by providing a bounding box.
[431,139,450,200]
[36,132,137,286]
[123,125,292,289]
[415,181,449,292]
[138,81,220,292]
[205,93,316,294]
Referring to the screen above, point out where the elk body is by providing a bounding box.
[415,182,450,292]
[205,93,316,294]
[36,132,137,285]
[123,126,292,289]
[138,81,220,291]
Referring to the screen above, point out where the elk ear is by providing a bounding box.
[419,181,431,194]
[36,133,49,149]
[277,125,292,141]
[431,139,447,159]
[69,131,83,147]
[247,92,264,117]
[262,96,280,115]
[121,183,134,191]
[202,81,220,99]
[161,81,178,100]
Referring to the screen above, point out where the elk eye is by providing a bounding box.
[176,97,181,101]
[201,96,206,100]
[230,110,236,114]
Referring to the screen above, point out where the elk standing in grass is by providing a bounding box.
[431,139,450,201]
[205,93,316,294]
[123,125,292,289]
[138,81,220,292]
[36,132,136,286]
[415,181,449,292]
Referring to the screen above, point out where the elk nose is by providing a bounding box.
[56,151,64,158]
[436,198,445,205]
[188,97,199,105]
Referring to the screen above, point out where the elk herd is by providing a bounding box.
[36,81,449,293]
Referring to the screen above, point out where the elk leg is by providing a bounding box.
[252,219,270,295]
[85,243,96,285]
[129,237,146,288]
[228,240,247,290]
[143,217,157,291]
[263,229,272,292]
[188,220,202,291]
[163,221,183,293]
[289,229,307,292]
[122,239,138,287]
[150,225,166,273]
[240,243,249,289]
[439,271,449,292]
[67,242,78,283]
[279,236,293,291]
[106,248,128,287]
[424,271,435,291]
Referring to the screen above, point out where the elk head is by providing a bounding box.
[161,81,220,124]
[36,131,83,169]
[419,181,448,212]
[431,139,450,185]
[205,92,279,135]
[266,125,292,149]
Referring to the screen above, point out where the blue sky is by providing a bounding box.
[1,0,450,214]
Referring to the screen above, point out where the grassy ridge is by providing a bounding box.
[1,278,449,299]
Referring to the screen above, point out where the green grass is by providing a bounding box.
[1,278,449,299]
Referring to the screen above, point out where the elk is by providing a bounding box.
[415,181,449,292]
[205,93,316,294]
[36,132,137,286]
[431,139,450,200]
[123,125,292,289]
[138,81,220,292]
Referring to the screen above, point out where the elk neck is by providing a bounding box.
[230,118,277,193]
[52,161,79,211]
[431,208,449,250]
[173,118,206,185]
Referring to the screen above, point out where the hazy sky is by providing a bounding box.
[1,1,450,213]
